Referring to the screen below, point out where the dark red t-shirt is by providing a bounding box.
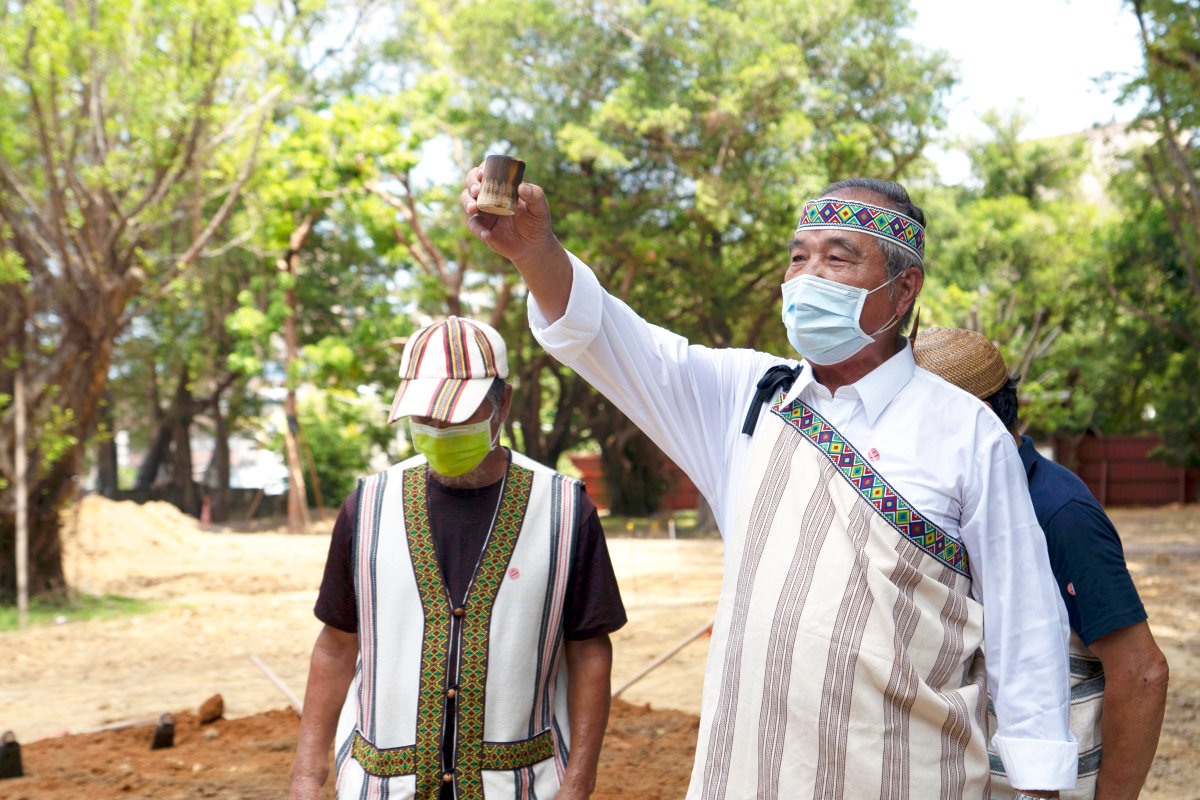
[314,468,627,641]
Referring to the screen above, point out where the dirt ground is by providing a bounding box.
[0,496,1197,799]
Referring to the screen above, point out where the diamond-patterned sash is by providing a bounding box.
[772,395,970,578]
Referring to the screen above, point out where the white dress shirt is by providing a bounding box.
[529,251,1078,790]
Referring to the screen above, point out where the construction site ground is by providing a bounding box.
[0,495,1198,799]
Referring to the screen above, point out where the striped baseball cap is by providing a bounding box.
[387,316,509,424]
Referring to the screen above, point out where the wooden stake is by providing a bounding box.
[249,654,303,715]
[14,355,27,630]
[73,715,161,735]
[298,432,327,523]
[476,155,525,216]
[612,619,714,699]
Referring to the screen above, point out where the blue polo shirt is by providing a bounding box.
[1020,436,1147,646]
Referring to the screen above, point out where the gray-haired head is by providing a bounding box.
[819,178,927,330]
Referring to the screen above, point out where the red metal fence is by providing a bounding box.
[1054,433,1200,507]
[568,453,698,513]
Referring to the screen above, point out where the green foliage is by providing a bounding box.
[1100,149,1200,462]
[0,246,30,286]
[293,395,397,509]
[35,405,80,479]
[970,111,1088,205]
[1096,0,1200,466]
[0,593,163,631]
[442,0,952,354]
[923,114,1110,438]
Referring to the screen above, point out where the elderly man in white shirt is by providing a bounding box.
[461,173,1076,800]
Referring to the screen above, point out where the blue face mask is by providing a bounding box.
[781,273,901,365]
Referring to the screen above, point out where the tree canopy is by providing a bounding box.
[1,0,1198,600]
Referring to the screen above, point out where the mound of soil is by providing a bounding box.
[0,700,698,800]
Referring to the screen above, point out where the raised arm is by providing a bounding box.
[461,165,779,520]
[461,166,573,321]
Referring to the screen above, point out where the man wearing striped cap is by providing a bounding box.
[913,327,1169,800]
[463,173,1077,798]
[289,316,626,800]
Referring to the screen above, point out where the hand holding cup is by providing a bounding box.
[475,155,526,216]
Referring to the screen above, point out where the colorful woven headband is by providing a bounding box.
[795,196,925,262]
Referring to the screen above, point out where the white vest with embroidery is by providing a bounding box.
[332,451,582,800]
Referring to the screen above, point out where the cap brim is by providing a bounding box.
[387,377,492,424]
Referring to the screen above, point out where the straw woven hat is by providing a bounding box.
[912,327,1010,399]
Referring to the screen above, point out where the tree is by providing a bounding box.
[1101,0,1200,469]
[921,113,1108,438]
[0,0,272,599]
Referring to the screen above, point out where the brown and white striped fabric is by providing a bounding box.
[687,403,990,800]
[988,632,1103,799]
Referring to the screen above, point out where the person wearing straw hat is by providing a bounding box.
[913,326,1169,800]
[289,316,626,800]
[461,173,1076,799]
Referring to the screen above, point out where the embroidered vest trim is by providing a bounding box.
[351,729,556,777]
[771,393,971,578]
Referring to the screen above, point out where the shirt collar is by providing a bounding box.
[780,360,817,408]
[780,341,915,424]
[853,341,916,424]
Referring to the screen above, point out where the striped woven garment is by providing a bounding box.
[686,397,990,800]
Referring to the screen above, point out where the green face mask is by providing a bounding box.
[409,417,498,477]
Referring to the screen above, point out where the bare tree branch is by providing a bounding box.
[365,176,456,296]
[1143,151,1200,307]
[1101,273,1200,350]
[118,102,271,330]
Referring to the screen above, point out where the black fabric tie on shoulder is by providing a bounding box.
[741,363,803,436]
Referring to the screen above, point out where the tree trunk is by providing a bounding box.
[0,450,73,602]
[1,318,117,600]
[95,391,119,497]
[594,406,670,516]
[135,426,170,489]
[693,494,719,537]
[210,391,231,523]
[168,401,197,517]
[14,348,28,624]
[280,216,315,534]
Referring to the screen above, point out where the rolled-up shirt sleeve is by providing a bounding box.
[959,431,1078,790]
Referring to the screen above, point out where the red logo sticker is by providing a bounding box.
[508,567,520,579]
[1067,582,1076,596]
[868,448,880,461]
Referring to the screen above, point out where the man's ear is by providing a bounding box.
[896,267,923,317]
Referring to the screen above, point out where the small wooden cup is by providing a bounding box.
[476,155,526,216]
